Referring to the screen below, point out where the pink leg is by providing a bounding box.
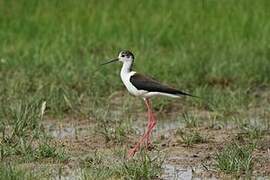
[144,99,152,146]
[128,98,157,158]
[144,99,156,146]
[146,109,157,145]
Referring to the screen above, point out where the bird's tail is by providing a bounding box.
[176,90,200,98]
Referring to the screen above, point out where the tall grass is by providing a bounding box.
[0,0,269,116]
[0,1,269,179]
[0,163,36,180]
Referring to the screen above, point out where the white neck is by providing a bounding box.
[120,61,133,75]
[120,60,136,95]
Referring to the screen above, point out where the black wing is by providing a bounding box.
[130,73,194,97]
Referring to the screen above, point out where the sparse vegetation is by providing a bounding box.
[215,143,255,175]
[182,112,200,128]
[0,163,36,180]
[0,0,269,179]
[175,129,207,146]
[93,104,135,144]
[0,100,68,162]
[82,150,163,180]
[240,124,265,140]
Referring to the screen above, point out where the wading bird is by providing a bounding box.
[101,50,195,157]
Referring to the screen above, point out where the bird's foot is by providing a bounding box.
[127,126,155,158]
[127,139,156,158]
[127,146,138,158]
[145,138,153,148]
[127,141,141,158]
[146,142,155,151]
[145,136,155,151]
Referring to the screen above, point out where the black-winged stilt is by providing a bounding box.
[101,50,196,157]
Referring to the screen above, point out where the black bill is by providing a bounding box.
[100,58,119,66]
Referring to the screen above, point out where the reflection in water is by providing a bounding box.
[162,163,192,180]
[134,117,185,138]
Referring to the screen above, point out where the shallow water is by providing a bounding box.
[42,112,270,179]
[162,163,192,180]
[134,116,185,137]
[50,162,211,180]
[45,123,76,139]
[50,160,195,180]
[43,118,194,179]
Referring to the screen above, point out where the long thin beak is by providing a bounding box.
[100,58,119,66]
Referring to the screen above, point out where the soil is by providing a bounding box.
[41,111,270,179]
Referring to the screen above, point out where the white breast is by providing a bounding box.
[120,71,147,97]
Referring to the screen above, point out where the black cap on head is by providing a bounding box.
[119,50,135,59]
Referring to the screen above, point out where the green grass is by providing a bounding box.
[93,99,135,143]
[0,0,270,179]
[182,112,200,128]
[175,129,206,146]
[82,150,163,180]
[35,142,68,161]
[0,100,68,162]
[215,143,255,175]
[0,163,36,180]
[240,124,264,140]
[1,0,270,117]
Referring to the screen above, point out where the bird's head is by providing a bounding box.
[101,50,135,66]
[118,50,135,63]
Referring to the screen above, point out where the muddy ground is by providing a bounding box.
[37,101,270,179]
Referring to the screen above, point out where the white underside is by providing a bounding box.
[142,92,180,98]
[120,69,180,99]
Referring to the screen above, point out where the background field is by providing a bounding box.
[0,0,270,179]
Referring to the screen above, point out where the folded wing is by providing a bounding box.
[130,73,194,97]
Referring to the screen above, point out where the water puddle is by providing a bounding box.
[50,127,76,139]
[49,160,195,180]
[155,119,184,136]
[41,111,269,179]
[44,123,76,139]
[162,163,192,180]
[134,117,184,138]
[44,112,186,140]
[44,122,92,139]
